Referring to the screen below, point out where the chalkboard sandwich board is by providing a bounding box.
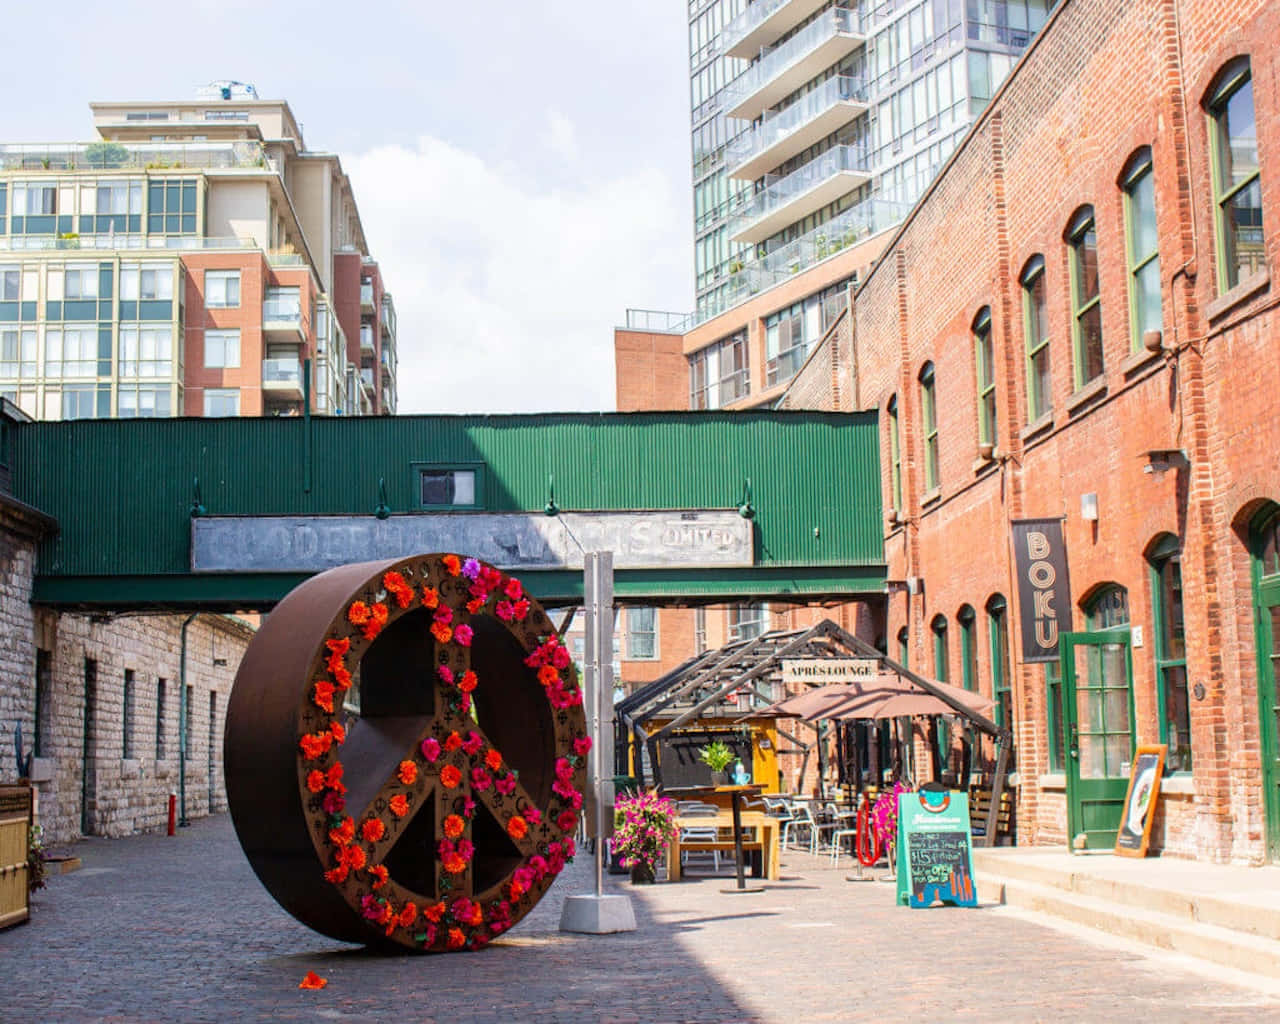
[1115,744,1166,858]
[896,786,977,908]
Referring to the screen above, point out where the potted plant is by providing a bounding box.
[698,740,735,785]
[613,790,677,884]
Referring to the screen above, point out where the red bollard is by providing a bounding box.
[167,793,177,836]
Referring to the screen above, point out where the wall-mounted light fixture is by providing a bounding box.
[1081,492,1099,522]
[374,477,391,520]
[737,478,755,520]
[544,474,560,517]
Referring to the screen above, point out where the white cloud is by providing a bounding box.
[347,135,691,414]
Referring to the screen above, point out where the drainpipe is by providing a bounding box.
[179,612,198,826]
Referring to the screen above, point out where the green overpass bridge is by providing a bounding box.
[1,409,884,610]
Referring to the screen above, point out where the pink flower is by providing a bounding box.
[462,557,481,580]
[421,737,441,762]
[454,624,474,647]
[437,665,454,685]
[433,606,453,625]
[495,600,515,621]
[573,736,592,757]
[462,731,484,756]
[495,774,516,796]
[322,791,345,814]
[555,757,573,781]
[525,807,542,825]
[471,767,493,792]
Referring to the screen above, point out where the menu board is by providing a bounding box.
[896,788,977,908]
[1115,744,1166,858]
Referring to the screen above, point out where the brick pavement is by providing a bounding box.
[2,816,1277,1023]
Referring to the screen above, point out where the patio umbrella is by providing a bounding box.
[851,687,994,721]
[761,684,868,720]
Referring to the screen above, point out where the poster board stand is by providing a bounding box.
[896,785,977,908]
[1114,744,1166,858]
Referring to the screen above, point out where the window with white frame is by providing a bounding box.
[729,604,768,643]
[203,388,239,417]
[0,328,37,379]
[0,265,19,301]
[12,183,56,215]
[118,383,171,418]
[119,326,174,378]
[626,607,658,660]
[205,270,240,308]
[52,263,99,300]
[121,263,174,301]
[45,327,102,376]
[204,328,241,369]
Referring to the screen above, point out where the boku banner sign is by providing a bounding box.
[1010,517,1073,663]
[896,788,977,908]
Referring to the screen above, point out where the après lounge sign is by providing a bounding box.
[1010,518,1073,663]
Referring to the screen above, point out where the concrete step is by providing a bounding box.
[994,874,1280,981]
[971,849,1280,943]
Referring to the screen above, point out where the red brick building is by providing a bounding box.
[853,0,1279,863]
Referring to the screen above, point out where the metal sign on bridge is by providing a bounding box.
[192,511,753,573]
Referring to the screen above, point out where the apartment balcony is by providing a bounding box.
[360,325,376,356]
[262,357,304,401]
[262,297,306,343]
[360,283,375,312]
[360,368,375,391]
[722,0,839,60]
[728,144,872,244]
[726,75,869,181]
[723,7,866,122]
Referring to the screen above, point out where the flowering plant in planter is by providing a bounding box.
[871,780,912,849]
[612,790,677,881]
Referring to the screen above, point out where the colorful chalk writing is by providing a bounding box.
[896,789,978,908]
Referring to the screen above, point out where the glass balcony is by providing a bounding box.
[263,292,305,343]
[0,140,274,173]
[723,6,866,121]
[726,75,869,181]
[359,325,375,353]
[360,283,375,311]
[722,0,838,60]
[729,143,872,244]
[262,358,303,400]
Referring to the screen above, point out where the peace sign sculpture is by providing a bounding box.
[224,553,589,952]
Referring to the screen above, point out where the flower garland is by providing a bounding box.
[298,554,591,952]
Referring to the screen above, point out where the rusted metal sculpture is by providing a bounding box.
[225,553,589,952]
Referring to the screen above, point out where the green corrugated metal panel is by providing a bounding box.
[10,410,883,593]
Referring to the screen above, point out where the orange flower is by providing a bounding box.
[347,601,371,625]
[340,844,367,871]
[398,901,418,927]
[328,816,355,847]
[443,814,465,839]
[299,732,332,760]
[383,571,413,608]
[325,763,345,789]
[370,864,389,889]
[430,622,453,644]
[389,794,409,817]
[313,680,335,714]
[442,852,467,874]
[324,865,349,885]
[466,597,485,615]
[506,815,528,841]
[421,586,439,609]
[329,721,346,745]
[444,732,463,752]
[440,764,462,789]
[332,666,353,691]
[397,760,418,786]
[423,901,446,923]
[459,671,478,693]
[363,602,389,641]
[306,769,326,794]
[485,749,503,772]
[538,664,560,687]
[299,971,327,990]
[442,554,462,576]
[361,818,385,843]
[446,928,466,950]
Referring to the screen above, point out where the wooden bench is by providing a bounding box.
[666,812,779,882]
[969,785,1014,842]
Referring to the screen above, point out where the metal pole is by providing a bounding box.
[584,551,614,900]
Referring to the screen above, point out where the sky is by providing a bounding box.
[1,0,695,414]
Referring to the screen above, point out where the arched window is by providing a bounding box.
[958,605,977,691]
[987,595,1012,739]
[1067,205,1104,389]
[919,362,938,490]
[1249,504,1280,859]
[1121,148,1161,351]
[973,309,996,448]
[931,614,949,682]
[1207,59,1264,291]
[1021,255,1051,421]
[896,625,910,670]
[1147,534,1190,772]
[1085,584,1130,629]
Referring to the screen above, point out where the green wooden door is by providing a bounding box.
[1256,578,1280,861]
[1060,630,1135,849]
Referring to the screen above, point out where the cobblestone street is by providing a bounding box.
[2,815,1277,1023]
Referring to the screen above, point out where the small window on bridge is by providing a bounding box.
[415,463,484,510]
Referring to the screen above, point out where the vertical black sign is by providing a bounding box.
[1011,518,1072,663]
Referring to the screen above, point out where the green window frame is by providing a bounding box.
[973,309,996,447]
[888,394,903,512]
[920,362,938,491]
[1122,150,1162,351]
[1068,207,1104,389]
[1149,535,1191,773]
[1022,256,1051,422]
[958,605,977,691]
[932,615,949,683]
[1045,661,1065,772]
[411,462,486,511]
[988,595,1012,734]
[1208,60,1264,292]
[897,626,909,670]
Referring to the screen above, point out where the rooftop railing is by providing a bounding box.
[0,234,272,253]
[623,309,698,334]
[726,75,869,176]
[0,140,275,174]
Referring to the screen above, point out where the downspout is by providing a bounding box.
[179,612,199,827]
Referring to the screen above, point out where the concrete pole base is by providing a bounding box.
[559,893,637,934]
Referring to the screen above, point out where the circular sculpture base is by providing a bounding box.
[224,553,589,952]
